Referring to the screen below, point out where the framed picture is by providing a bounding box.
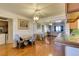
[18,19,29,30]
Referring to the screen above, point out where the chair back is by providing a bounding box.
[15,34,20,42]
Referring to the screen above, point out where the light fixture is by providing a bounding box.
[33,15,39,21]
[33,4,40,21]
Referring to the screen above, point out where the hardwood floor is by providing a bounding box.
[0,37,79,56]
[0,41,53,56]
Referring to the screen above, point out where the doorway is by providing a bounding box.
[0,17,13,45]
[0,20,8,45]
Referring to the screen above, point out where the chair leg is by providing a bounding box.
[19,43,21,48]
[31,41,35,46]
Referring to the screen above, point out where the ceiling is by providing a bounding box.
[0,3,65,19]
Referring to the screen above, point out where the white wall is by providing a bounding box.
[13,19,34,37]
[8,19,13,43]
[0,9,35,47]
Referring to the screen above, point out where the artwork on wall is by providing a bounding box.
[18,19,29,30]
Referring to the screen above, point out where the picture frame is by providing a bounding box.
[18,19,29,30]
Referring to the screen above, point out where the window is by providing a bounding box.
[54,26,62,32]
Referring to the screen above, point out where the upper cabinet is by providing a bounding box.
[67,3,79,23]
[67,3,79,13]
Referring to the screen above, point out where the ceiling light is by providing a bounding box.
[33,4,40,21]
[33,16,39,21]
